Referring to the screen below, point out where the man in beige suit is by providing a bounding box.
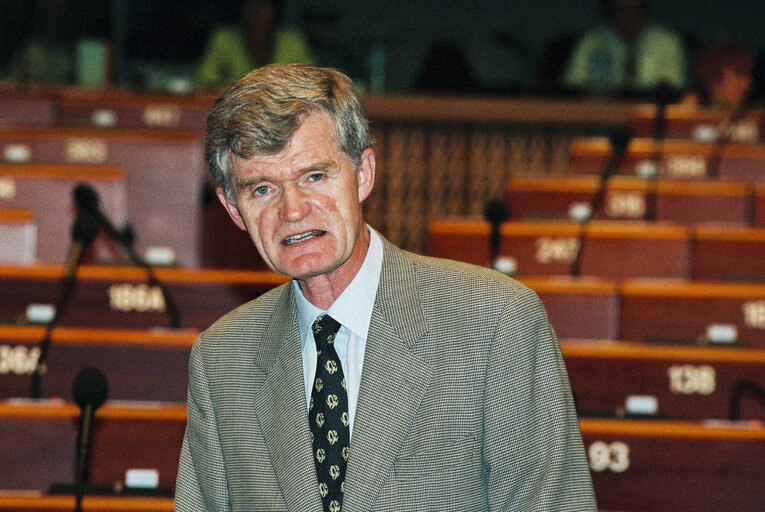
[175,63,597,511]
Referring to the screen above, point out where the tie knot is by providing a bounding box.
[312,314,341,350]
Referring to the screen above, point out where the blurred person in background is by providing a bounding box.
[563,0,687,95]
[681,42,754,107]
[197,0,315,90]
[10,0,75,84]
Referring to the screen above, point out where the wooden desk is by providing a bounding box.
[3,407,762,512]
[57,88,215,132]
[631,104,763,143]
[517,277,620,340]
[692,226,765,282]
[580,418,764,512]
[0,208,36,263]
[656,179,753,225]
[753,184,765,228]
[0,401,186,491]
[620,279,765,348]
[570,137,765,183]
[4,90,646,257]
[506,175,653,221]
[0,126,206,267]
[563,340,765,420]
[428,219,691,279]
[0,492,173,512]
[506,175,753,225]
[0,89,57,127]
[0,264,287,330]
[0,163,127,264]
[0,326,196,402]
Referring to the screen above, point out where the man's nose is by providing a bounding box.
[279,185,311,221]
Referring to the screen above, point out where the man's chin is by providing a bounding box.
[272,258,340,282]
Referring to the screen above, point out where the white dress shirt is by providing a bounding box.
[292,227,383,439]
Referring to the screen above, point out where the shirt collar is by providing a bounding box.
[293,227,384,346]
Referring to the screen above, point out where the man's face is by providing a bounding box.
[218,112,375,286]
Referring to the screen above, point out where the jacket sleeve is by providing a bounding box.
[175,337,232,512]
[483,286,597,511]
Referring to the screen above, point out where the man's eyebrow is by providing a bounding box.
[236,175,267,190]
[302,161,334,173]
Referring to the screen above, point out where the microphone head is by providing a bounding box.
[484,199,508,225]
[654,81,675,105]
[608,130,631,154]
[71,212,100,246]
[72,367,109,410]
[73,183,100,211]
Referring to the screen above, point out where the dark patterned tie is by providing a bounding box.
[310,314,350,512]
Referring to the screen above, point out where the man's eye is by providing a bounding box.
[254,185,269,195]
[308,173,324,182]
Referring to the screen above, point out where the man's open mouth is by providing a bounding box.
[282,230,325,245]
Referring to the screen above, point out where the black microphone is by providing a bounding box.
[652,81,674,142]
[64,213,100,282]
[31,213,99,398]
[571,130,631,277]
[73,182,182,329]
[484,199,508,271]
[583,130,631,223]
[728,379,765,422]
[72,367,109,512]
[73,183,131,246]
[641,82,675,221]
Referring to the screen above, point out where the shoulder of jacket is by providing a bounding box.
[201,281,290,339]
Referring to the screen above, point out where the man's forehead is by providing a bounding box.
[231,113,348,176]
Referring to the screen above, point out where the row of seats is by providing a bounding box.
[570,136,765,183]
[2,398,761,511]
[421,123,765,510]
[2,89,763,511]
[506,175,765,227]
[3,87,254,509]
[0,163,126,265]
[429,219,765,281]
[631,104,763,143]
[3,87,762,143]
[0,264,285,330]
[2,324,763,421]
[0,86,214,131]
[1,89,763,270]
[0,264,762,347]
[0,126,210,269]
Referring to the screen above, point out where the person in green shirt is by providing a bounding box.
[197,0,315,90]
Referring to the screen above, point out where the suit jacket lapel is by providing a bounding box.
[252,285,324,512]
[343,241,433,512]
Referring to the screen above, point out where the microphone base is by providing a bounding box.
[48,482,173,497]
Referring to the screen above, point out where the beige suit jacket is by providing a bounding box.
[175,239,597,511]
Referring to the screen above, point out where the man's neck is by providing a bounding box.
[297,228,371,310]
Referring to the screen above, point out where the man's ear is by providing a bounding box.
[216,187,247,231]
[357,148,376,203]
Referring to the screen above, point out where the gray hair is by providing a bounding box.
[205,63,373,202]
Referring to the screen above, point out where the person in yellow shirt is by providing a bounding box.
[563,0,687,95]
[197,0,315,89]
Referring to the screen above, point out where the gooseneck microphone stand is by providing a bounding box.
[72,367,109,512]
[73,183,181,329]
[570,131,631,277]
[30,213,99,398]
